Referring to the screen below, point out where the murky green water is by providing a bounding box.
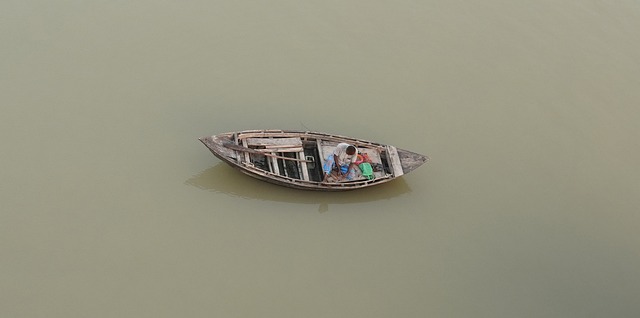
[2,1,639,317]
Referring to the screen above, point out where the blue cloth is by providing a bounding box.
[323,155,356,180]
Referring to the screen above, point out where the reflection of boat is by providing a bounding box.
[199,130,429,191]
[186,163,413,203]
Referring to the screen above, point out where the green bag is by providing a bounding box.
[359,162,374,180]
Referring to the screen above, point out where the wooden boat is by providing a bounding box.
[199,130,429,191]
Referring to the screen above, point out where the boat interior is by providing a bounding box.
[232,133,396,183]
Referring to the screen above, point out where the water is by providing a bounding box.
[2,1,640,317]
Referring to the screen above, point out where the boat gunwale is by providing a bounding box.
[199,129,428,191]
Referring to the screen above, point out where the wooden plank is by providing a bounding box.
[241,139,250,164]
[224,144,311,162]
[316,139,325,166]
[238,132,384,149]
[281,154,289,178]
[246,137,302,147]
[386,145,404,177]
[269,156,280,175]
[298,151,310,181]
[261,144,302,149]
[239,132,304,139]
[223,143,311,162]
[251,147,304,153]
[241,161,393,186]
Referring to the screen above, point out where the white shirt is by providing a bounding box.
[333,143,358,166]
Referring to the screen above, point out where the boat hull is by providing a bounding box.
[199,130,428,191]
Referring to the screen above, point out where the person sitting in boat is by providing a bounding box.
[322,143,359,182]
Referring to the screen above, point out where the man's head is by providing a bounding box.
[346,145,356,155]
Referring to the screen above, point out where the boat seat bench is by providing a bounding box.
[246,137,302,148]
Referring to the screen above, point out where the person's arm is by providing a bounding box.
[346,162,357,175]
[333,154,340,173]
[345,155,358,175]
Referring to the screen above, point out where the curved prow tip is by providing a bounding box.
[396,149,430,175]
[198,136,217,152]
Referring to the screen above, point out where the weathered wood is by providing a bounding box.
[298,151,310,181]
[397,149,430,174]
[223,143,311,162]
[240,139,250,164]
[200,130,428,191]
[240,161,393,186]
[316,139,325,166]
[269,156,280,175]
[261,144,302,149]
[239,132,383,149]
[251,147,304,153]
[246,137,302,147]
[386,145,404,177]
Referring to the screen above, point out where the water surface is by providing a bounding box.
[2,1,640,317]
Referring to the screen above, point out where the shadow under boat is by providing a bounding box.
[185,163,413,206]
